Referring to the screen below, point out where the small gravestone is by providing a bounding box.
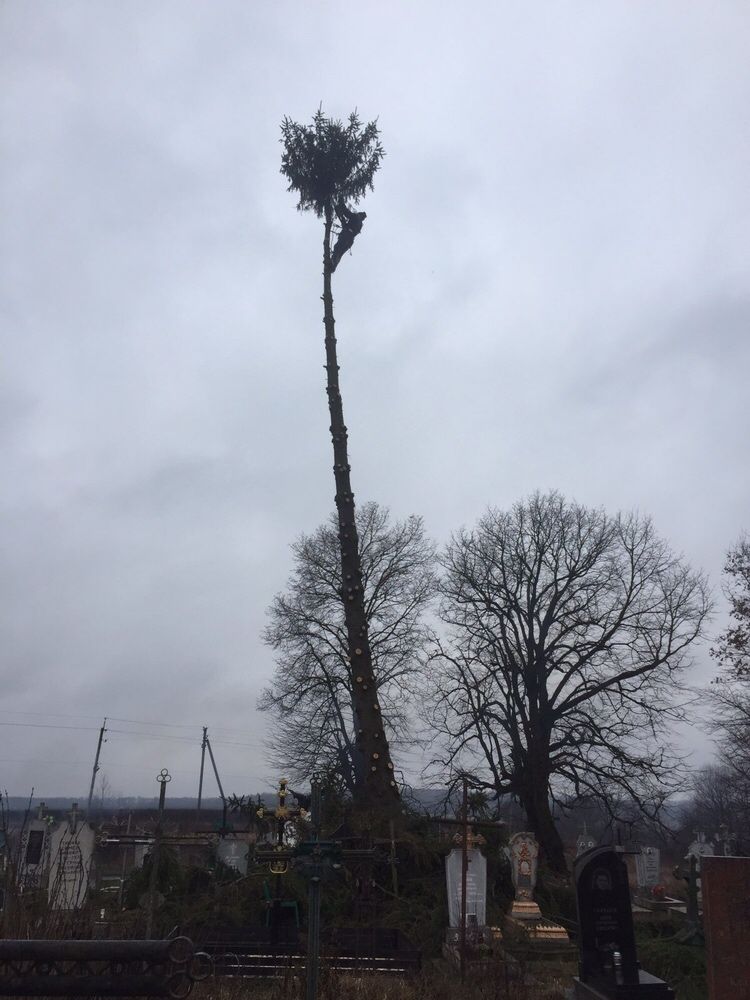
[47,804,96,910]
[217,836,249,875]
[635,847,661,891]
[577,825,597,858]
[573,846,674,998]
[17,804,52,891]
[134,842,149,868]
[713,824,736,858]
[686,831,714,872]
[702,856,750,1000]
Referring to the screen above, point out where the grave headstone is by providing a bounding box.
[713,824,736,858]
[686,831,714,873]
[217,837,249,875]
[702,856,750,1000]
[576,825,597,858]
[635,847,661,891]
[17,805,52,891]
[573,846,674,999]
[445,845,487,928]
[508,831,541,919]
[47,804,96,909]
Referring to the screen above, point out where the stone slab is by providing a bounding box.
[702,856,750,1000]
[573,971,675,998]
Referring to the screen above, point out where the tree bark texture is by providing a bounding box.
[321,210,400,809]
[519,773,567,873]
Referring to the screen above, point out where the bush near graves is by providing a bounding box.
[636,925,706,1000]
[533,869,577,927]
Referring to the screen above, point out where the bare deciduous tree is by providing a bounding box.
[424,491,711,871]
[708,534,750,784]
[711,534,750,679]
[680,764,750,848]
[259,502,435,794]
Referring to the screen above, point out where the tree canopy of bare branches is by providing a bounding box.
[424,491,711,871]
[259,502,435,794]
[711,534,750,680]
[708,533,750,785]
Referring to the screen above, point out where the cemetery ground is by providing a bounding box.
[0,800,714,1000]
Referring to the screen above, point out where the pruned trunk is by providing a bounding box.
[321,208,400,811]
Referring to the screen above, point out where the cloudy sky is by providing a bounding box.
[1,2,748,801]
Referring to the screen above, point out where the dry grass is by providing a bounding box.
[192,959,572,1000]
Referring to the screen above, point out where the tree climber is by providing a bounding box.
[330,200,367,272]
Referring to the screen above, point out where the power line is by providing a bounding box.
[106,729,264,750]
[0,719,263,749]
[0,710,264,741]
[0,721,101,732]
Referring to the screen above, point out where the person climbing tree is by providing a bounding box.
[330,200,367,272]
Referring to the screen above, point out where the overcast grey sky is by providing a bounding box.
[1,2,748,800]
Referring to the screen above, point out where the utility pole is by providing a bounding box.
[145,768,170,940]
[86,718,107,818]
[196,727,207,819]
[205,735,227,830]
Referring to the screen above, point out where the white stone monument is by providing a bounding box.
[686,831,715,873]
[445,844,487,928]
[217,837,249,875]
[635,846,661,889]
[47,804,96,910]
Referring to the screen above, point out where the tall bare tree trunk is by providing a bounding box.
[322,208,400,810]
[519,768,567,873]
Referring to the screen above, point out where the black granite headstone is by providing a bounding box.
[576,846,639,987]
[573,846,674,999]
